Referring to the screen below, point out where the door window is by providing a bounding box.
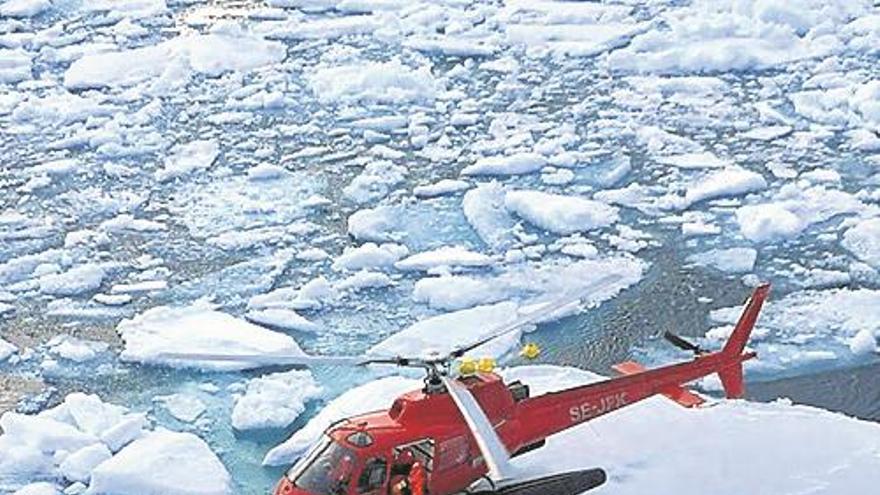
[358,458,387,493]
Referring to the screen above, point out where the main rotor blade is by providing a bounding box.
[441,376,516,483]
[449,274,622,359]
[157,352,399,368]
[663,331,704,354]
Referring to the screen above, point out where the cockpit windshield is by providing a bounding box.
[287,437,356,495]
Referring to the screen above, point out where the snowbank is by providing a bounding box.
[116,301,307,370]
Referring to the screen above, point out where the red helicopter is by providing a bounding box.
[166,280,771,495]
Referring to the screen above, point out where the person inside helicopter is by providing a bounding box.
[389,449,427,495]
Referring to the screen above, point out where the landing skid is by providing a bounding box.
[465,468,607,495]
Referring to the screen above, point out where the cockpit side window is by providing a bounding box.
[357,458,388,493]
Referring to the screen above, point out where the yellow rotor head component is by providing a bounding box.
[477,357,497,373]
[459,358,478,376]
[520,343,541,360]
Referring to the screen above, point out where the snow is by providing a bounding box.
[155,140,220,182]
[335,270,393,292]
[263,376,419,466]
[842,217,880,268]
[413,276,505,311]
[506,366,880,494]
[231,370,322,431]
[89,430,232,495]
[504,190,619,235]
[741,125,794,141]
[116,301,308,370]
[347,206,399,242]
[309,61,440,103]
[461,153,547,176]
[6,0,880,490]
[394,245,493,272]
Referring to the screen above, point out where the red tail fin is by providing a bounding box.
[718,283,770,399]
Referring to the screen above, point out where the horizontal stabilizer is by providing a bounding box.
[612,361,706,408]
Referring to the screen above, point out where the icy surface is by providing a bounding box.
[3,0,880,492]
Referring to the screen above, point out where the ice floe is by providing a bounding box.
[64,26,285,92]
[116,301,307,370]
[842,217,880,268]
[504,190,618,235]
[309,60,440,104]
[89,429,231,495]
[231,369,322,431]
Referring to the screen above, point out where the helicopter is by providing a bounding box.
[163,279,771,495]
